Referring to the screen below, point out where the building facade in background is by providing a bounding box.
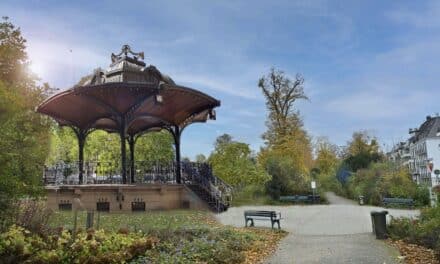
[389,115,440,206]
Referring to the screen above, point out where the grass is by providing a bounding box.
[49,210,214,232]
[42,209,287,263]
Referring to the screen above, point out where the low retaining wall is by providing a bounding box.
[45,184,208,212]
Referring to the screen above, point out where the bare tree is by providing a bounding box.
[258,68,308,145]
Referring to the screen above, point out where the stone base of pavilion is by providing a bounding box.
[45,184,209,212]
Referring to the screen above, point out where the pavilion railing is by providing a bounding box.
[181,162,232,208]
[43,161,232,208]
[43,161,232,211]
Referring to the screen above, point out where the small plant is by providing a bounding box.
[388,206,440,261]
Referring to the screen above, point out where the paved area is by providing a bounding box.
[216,192,420,264]
[325,191,358,205]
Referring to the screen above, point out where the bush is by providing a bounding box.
[1,211,285,264]
[414,187,430,207]
[346,162,424,206]
[265,156,310,199]
[0,225,157,264]
[231,184,272,206]
[15,199,53,235]
[388,206,440,260]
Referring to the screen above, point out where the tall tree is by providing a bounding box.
[258,67,308,146]
[344,131,382,172]
[0,17,51,226]
[258,68,312,194]
[195,154,207,163]
[314,137,340,176]
[214,133,233,148]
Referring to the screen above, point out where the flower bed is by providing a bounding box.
[0,210,286,263]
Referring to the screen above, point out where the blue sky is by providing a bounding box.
[2,0,440,158]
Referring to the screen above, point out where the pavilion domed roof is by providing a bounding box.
[37,45,220,136]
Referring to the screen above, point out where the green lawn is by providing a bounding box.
[49,210,215,232]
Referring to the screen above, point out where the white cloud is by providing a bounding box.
[326,87,430,120]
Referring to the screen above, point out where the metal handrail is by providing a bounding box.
[43,160,232,209]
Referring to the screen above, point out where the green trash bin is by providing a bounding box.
[371,210,388,239]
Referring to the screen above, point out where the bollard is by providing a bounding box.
[86,211,94,229]
[96,211,100,230]
[72,210,78,240]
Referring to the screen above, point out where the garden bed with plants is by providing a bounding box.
[0,209,286,264]
[387,206,440,263]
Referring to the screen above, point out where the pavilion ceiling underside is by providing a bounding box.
[37,82,220,135]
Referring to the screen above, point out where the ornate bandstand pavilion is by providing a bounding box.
[37,45,231,212]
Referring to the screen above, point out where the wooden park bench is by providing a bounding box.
[244,210,281,229]
[279,194,320,203]
[382,197,414,208]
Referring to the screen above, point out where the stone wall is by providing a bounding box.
[45,184,209,212]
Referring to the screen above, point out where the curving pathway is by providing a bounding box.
[216,192,419,264]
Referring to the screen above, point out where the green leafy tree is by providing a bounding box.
[314,137,339,176]
[313,137,343,193]
[195,154,207,163]
[209,134,269,188]
[134,131,174,165]
[257,68,312,196]
[0,17,51,228]
[344,131,382,172]
[47,129,173,172]
[347,162,425,205]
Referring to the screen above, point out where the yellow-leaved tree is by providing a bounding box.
[257,68,312,198]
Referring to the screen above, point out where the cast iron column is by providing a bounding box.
[174,125,182,184]
[128,134,135,184]
[78,134,85,184]
[120,118,127,184]
[72,128,87,185]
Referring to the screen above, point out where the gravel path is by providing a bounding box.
[216,192,419,264]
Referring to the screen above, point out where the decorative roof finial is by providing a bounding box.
[111,44,145,63]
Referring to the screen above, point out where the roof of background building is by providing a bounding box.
[410,116,440,143]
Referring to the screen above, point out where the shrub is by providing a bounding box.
[346,162,423,206]
[231,184,271,206]
[265,155,310,199]
[414,187,430,207]
[0,225,157,264]
[15,199,53,235]
[388,206,440,260]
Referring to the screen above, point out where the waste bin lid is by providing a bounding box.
[371,211,388,215]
